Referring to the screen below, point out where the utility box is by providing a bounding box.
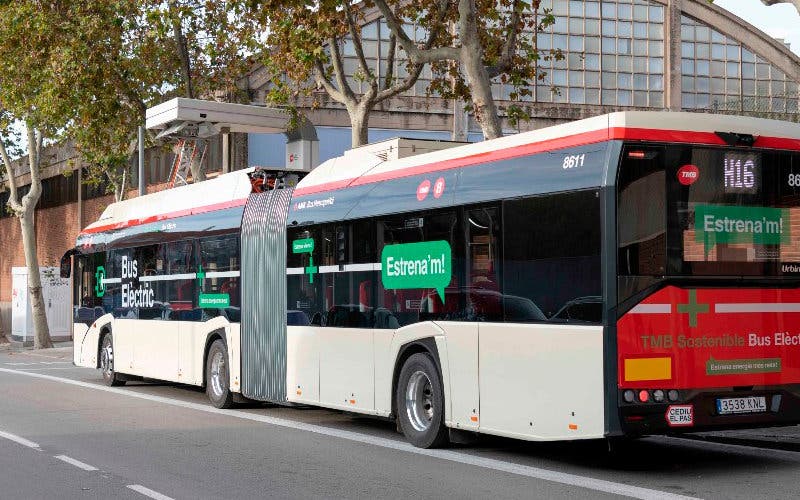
[11,267,72,344]
[349,137,465,161]
[286,139,320,172]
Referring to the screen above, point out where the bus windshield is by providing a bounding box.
[618,144,800,282]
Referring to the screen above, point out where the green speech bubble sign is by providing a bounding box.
[695,204,790,254]
[292,238,314,254]
[381,240,452,303]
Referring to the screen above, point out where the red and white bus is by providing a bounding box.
[66,111,800,448]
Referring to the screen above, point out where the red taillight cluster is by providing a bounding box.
[623,389,680,404]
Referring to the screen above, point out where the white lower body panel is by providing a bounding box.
[477,323,605,440]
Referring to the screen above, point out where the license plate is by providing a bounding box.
[716,396,767,415]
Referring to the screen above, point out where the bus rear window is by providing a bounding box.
[618,145,800,279]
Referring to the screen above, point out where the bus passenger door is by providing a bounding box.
[134,240,193,382]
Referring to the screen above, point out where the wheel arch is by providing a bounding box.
[201,328,227,389]
[94,319,114,370]
[390,337,442,420]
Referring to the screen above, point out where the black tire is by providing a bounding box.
[100,332,125,387]
[396,352,449,448]
[206,339,234,409]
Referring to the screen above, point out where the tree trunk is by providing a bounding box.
[20,211,52,349]
[459,0,503,140]
[170,1,194,99]
[349,103,371,148]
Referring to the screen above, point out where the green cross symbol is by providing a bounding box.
[305,256,318,284]
[94,266,106,298]
[196,265,206,291]
[677,289,709,328]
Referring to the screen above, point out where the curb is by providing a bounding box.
[681,433,800,452]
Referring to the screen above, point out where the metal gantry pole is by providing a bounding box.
[138,125,146,196]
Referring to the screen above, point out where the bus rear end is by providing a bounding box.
[616,140,800,434]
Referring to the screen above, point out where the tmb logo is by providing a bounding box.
[416,179,432,201]
[677,164,700,186]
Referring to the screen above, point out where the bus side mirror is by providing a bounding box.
[60,250,74,278]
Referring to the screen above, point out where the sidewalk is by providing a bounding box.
[689,425,800,451]
[1,334,73,351]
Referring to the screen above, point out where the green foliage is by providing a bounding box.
[242,0,441,144]
[0,1,256,199]
[419,0,564,129]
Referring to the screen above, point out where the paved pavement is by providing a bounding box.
[4,339,800,453]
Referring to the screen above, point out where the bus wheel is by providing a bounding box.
[396,353,448,448]
[206,339,234,409]
[100,333,125,387]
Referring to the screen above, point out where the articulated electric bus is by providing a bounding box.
[66,111,800,448]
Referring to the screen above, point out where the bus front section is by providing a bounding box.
[616,142,800,435]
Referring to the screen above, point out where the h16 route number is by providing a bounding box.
[562,154,586,169]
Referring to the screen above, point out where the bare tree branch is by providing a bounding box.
[487,0,523,78]
[383,34,397,90]
[22,124,42,212]
[373,0,460,63]
[328,36,356,102]
[344,6,376,91]
[314,60,348,104]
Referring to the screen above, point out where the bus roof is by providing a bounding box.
[81,168,254,235]
[294,111,800,197]
[81,111,800,236]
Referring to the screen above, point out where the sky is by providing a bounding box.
[714,0,800,56]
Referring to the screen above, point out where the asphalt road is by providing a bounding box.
[1,347,799,500]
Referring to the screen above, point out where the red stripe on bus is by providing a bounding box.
[292,127,800,198]
[614,127,800,150]
[79,198,247,236]
[293,128,611,197]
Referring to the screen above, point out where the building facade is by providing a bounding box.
[2,0,799,335]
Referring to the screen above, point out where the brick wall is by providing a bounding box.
[0,182,171,303]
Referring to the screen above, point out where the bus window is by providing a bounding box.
[502,191,602,323]
[465,206,503,322]
[134,245,166,320]
[105,249,130,319]
[73,252,107,324]
[617,147,666,277]
[378,210,464,326]
[287,222,377,328]
[668,147,800,277]
[198,234,240,320]
[164,240,196,317]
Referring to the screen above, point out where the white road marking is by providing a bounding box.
[15,367,82,371]
[0,429,41,449]
[0,368,699,500]
[127,484,175,500]
[54,454,98,471]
